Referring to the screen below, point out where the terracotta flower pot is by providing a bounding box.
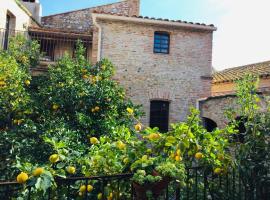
[133,171,171,200]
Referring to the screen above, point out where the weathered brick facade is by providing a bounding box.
[93,16,215,125]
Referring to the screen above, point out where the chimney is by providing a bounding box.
[21,0,42,22]
[127,0,140,16]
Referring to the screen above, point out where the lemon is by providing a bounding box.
[175,155,182,161]
[66,166,76,174]
[176,149,181,156]
[82,75,88,79]
[116,141,126,150]
[123,158,129,164]
[148,133,160,140]
[17,119,23,125]
[16,172,28,184]
[97,193,103,200]
[87,184,93,192]
[49,154,59,163]
[33,167,44,176]
[90,137,99,144]
[52,104,59,111]
[95,106,100,112]
[195,152,203,160]
[79,185,86,193]
[82,69,87,73]
[24,80,31,86]
[214,168,222,175]
[0,80,6,87]
[107,192,113,200]
[126,108,134,114]
[134,123,142,131]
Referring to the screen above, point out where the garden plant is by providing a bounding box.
[1,36,269,200]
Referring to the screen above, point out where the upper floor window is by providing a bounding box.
[150,100,170,132]
[154,32,170,54]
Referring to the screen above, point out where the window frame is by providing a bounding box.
[153,31,170,54]
[149,100,170,133]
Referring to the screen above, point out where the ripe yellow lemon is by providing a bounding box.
[94,106,100,112]
[107,192,113,200]
[66,166,76,174]
[123,158,129,164]
[148,133,160,140]
[16,172,28,184]
[87,184,93,192]
[134,123,142,131]
[90,137,99,145]
[97,193,103,200]
[214,168,222,175]
[116,141,126,150]
[82,74,88,79]
[176,149,181,156]
[79,185,86,193]
[175,155,182,161]
[126,108,134,114]
[24,80,31,86]
[49,154,59,163]
[0,80,6,87]
[52,104,59,111]
[195,152,203,160]
[33,167,44,176]
[82,69,87,73]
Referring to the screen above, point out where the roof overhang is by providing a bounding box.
[28,27,92,41]
[92,13,217,32]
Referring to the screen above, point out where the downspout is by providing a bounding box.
[92,15,102,61]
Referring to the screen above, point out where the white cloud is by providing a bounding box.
[208,0,270,70]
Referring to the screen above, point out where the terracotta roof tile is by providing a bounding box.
[213,60,270,83]
[92,10,215,28]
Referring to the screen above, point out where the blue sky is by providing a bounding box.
[39,0,270,70]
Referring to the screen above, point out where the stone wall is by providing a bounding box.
[200,94,269,128]
[95,18,214,125]
[41,0,140,32]
[0,0,35,30]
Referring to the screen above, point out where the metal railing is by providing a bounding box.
[0,167,269,200]
[0,28,92,62]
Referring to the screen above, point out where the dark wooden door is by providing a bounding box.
[150,101,169,132]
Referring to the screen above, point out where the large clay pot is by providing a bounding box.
[133,171,171,200]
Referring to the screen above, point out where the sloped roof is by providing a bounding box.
[92,10,215,29]
[213,61,270,83]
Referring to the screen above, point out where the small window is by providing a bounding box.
[150,100,170,132]
[154,32,170,54]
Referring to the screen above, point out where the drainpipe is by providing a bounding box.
[92,15,102,61]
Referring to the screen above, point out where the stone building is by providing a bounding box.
[199,61,270,130]
[0,0,217,132]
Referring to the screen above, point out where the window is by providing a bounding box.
[154,32,170,54]
[4,14,11,50]
[150,100,170,132]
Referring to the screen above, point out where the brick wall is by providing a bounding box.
[95,18,214,125]
[41,0,140,32]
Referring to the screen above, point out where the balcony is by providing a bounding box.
[0,28,92,70]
